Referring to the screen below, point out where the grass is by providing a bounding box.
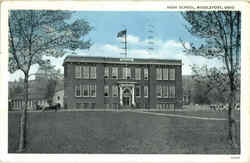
[8,111,240,154]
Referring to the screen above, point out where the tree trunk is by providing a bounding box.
[228,75,238,148]
[17,74,28,152]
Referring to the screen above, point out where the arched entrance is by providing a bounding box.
[123,88,132,107]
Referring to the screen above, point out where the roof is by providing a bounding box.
[63,55,182,66]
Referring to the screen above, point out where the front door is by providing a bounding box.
[123,97,130,107]
[123,88,131,107]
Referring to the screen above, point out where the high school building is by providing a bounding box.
[63,56,182,110]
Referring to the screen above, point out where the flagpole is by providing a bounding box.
[125,29,127,58]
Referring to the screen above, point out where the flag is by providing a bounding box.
[117,30,126,38]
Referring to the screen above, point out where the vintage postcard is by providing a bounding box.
[0,0,249,163]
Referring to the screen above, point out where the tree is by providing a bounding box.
[191,64,240,105]
[37,61,63,105]
[8,10,93,152]
[181,11,240,147]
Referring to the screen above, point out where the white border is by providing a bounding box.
[0,1,249,163]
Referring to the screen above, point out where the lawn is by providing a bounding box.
[8,111,240,154]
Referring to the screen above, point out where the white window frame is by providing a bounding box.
[156,68,162,80]
[162,85,169,98]
[135,68,141,80]
[75,85,81,97]
[126,67,131,79]
[112,67,118,79]
[104,67,109,79]
[135,86,141,97]
[82,66,89,79]
[169,69,175,80]
[90,85,96,97]
[156,85,162,97]
[90,66,96,79]
[169,85,175,98]
[144,86,148,98]
[144,68,148,80]
[112,85,118,97]
[82,84,89,97]
[163,68,169,80]
[75,65,81,79]
[104,85,109,97]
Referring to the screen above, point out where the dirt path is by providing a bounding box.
[130,110,240,122]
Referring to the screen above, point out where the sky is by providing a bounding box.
[9,11,222,81]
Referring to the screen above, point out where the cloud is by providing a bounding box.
[9,35,223,81]
[127,35,140,45]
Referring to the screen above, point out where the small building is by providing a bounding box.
[9,78,64,110]
[53,89,64,107]
[63,56,183,110]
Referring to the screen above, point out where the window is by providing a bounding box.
[126,67,131,79]
[105,103,110,109]
[82,85,89,97]
[90,66,96,79]
[135,68,141,80]
[169,104,175,110]
[112,85,118,97]
[112,67,118,79]
[104,67,109,78]
[144,68,148,80]
[156,85,162,97]
[144,86,148,98]
[90,85,96,97]
[112,103,118,109]
[169,69,175,80]
[122,67,126,79]
[169,85,175,98]
[135,86,141,97]
[157,104,162,109]
[75,65,81,79]
[82,66,89,79]
[91,103,96,109]
[163,68,169,80]
[162,86,169,98]
[104,85,109,97]
[163,103,168,110]
[156,68,162,80]
[76,103,81,109]
[75,85,81,97]
[83,103,89,109]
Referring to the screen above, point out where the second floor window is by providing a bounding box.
[112,85,118,97]
[90,66,96,79]
[89,85,96,97]
[135,86,141,97]
[169,69,175,80]
[162,86,169,97]
[135,68,141,80]
[75,65,81,79]
[144,68,148,80]
[104,85,109,97]
[156,68,162,80]
[75,85,81,97]
[156,85,162,97]
[144,86,148,98]
[163,68,168,80]
[82,66,89,79]
[169,85,175,97]
[126,67,131,79]
[104,67,109,78]
[112,67,118,79]
[82,85,89,97]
